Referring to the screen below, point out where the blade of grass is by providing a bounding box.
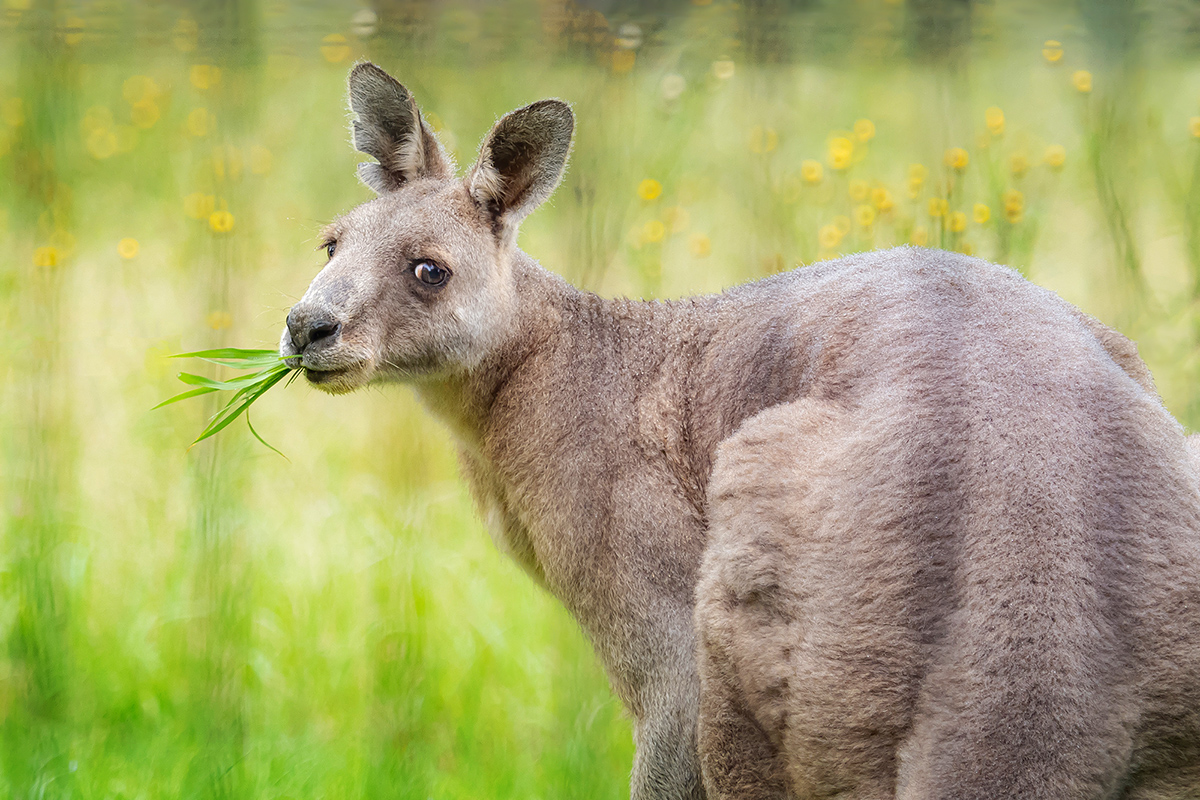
[172,348,282,360]
[151,386,220,409]
[177,368,286,391]
[159,348,294,454]
[247,411,289,460]
[193,368,291,444]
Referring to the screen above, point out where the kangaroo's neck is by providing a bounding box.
[414,250,709,460]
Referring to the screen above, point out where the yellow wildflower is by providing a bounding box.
[612,50,636,74]
[855,204,876,227]
[973,203,991,224]
[944,147,969,171]
[117,238,139,259]
[818,223,842,249]
[1190,118,1200,139]
[871,187,894,212]
[853,119,875,142]
[928,197,948,217]
[828,136,854,170]
[131,100,160,129]
[960,241,975,256]
[908,163,928,183]
[832,215,851,236]
[948,211,967,233]
[638,179,662,200]
[190,65,223,91]
[848,179,869,201]
[985,106,1005,136]
[1072,70,1092,93]
[1043,40,1063,63]
[689,233,712,257]
[642,220,665,243]
[912,227,929,247]
[87,128,118,159]
[33,246,59,267]
[207,311,233,330]
[321,34,351,64]
[209,210,235,233]
[1003,189,1024,223]
[712,60,735,80]
[1010,152,1029,176]
[800,159,824,184]
[1044,144,1066,169]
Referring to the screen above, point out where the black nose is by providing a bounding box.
[286,306,341,351]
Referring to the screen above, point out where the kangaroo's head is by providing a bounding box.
[281,62,573,394]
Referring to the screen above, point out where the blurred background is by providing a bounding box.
[3,0,1200,797]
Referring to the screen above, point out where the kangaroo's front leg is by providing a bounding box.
[623,603,706,800]
[631,678,704,799]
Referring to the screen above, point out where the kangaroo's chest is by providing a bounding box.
[458,450,548,586]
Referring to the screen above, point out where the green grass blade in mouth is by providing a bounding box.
[151,386,220,409]
[192,367,291,444]
[171,347,283,361]
[176,368,285,391]
[247,411,290,460]
[156,348,296,453]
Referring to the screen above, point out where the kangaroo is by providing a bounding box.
[281,62,1200,799]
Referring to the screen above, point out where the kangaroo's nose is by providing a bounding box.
[287,306,341,351]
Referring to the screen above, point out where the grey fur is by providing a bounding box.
[282,63,1200,799]
[348,62,452,192]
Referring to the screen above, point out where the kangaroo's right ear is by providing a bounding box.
[467,99,574,232]
[348,62,453,193]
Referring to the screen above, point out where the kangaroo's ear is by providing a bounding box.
[348,62,453,193]
[467,99,574,230]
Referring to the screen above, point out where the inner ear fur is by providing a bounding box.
[348,62,453,193]
[468,99,574,228]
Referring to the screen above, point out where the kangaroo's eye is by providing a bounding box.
[325,241,336,260]
[414,260,448,286]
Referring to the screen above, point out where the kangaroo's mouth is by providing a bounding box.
[302,361,372,395]
[304,366,347,383]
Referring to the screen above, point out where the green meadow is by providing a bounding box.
[3,0,1200,797]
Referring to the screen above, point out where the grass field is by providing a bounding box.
[3,0,1200,797]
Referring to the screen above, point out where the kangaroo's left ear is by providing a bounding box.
[348,62,453,193]
[467,99,574,232]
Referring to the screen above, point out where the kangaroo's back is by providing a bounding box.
[694,247,1200,799]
